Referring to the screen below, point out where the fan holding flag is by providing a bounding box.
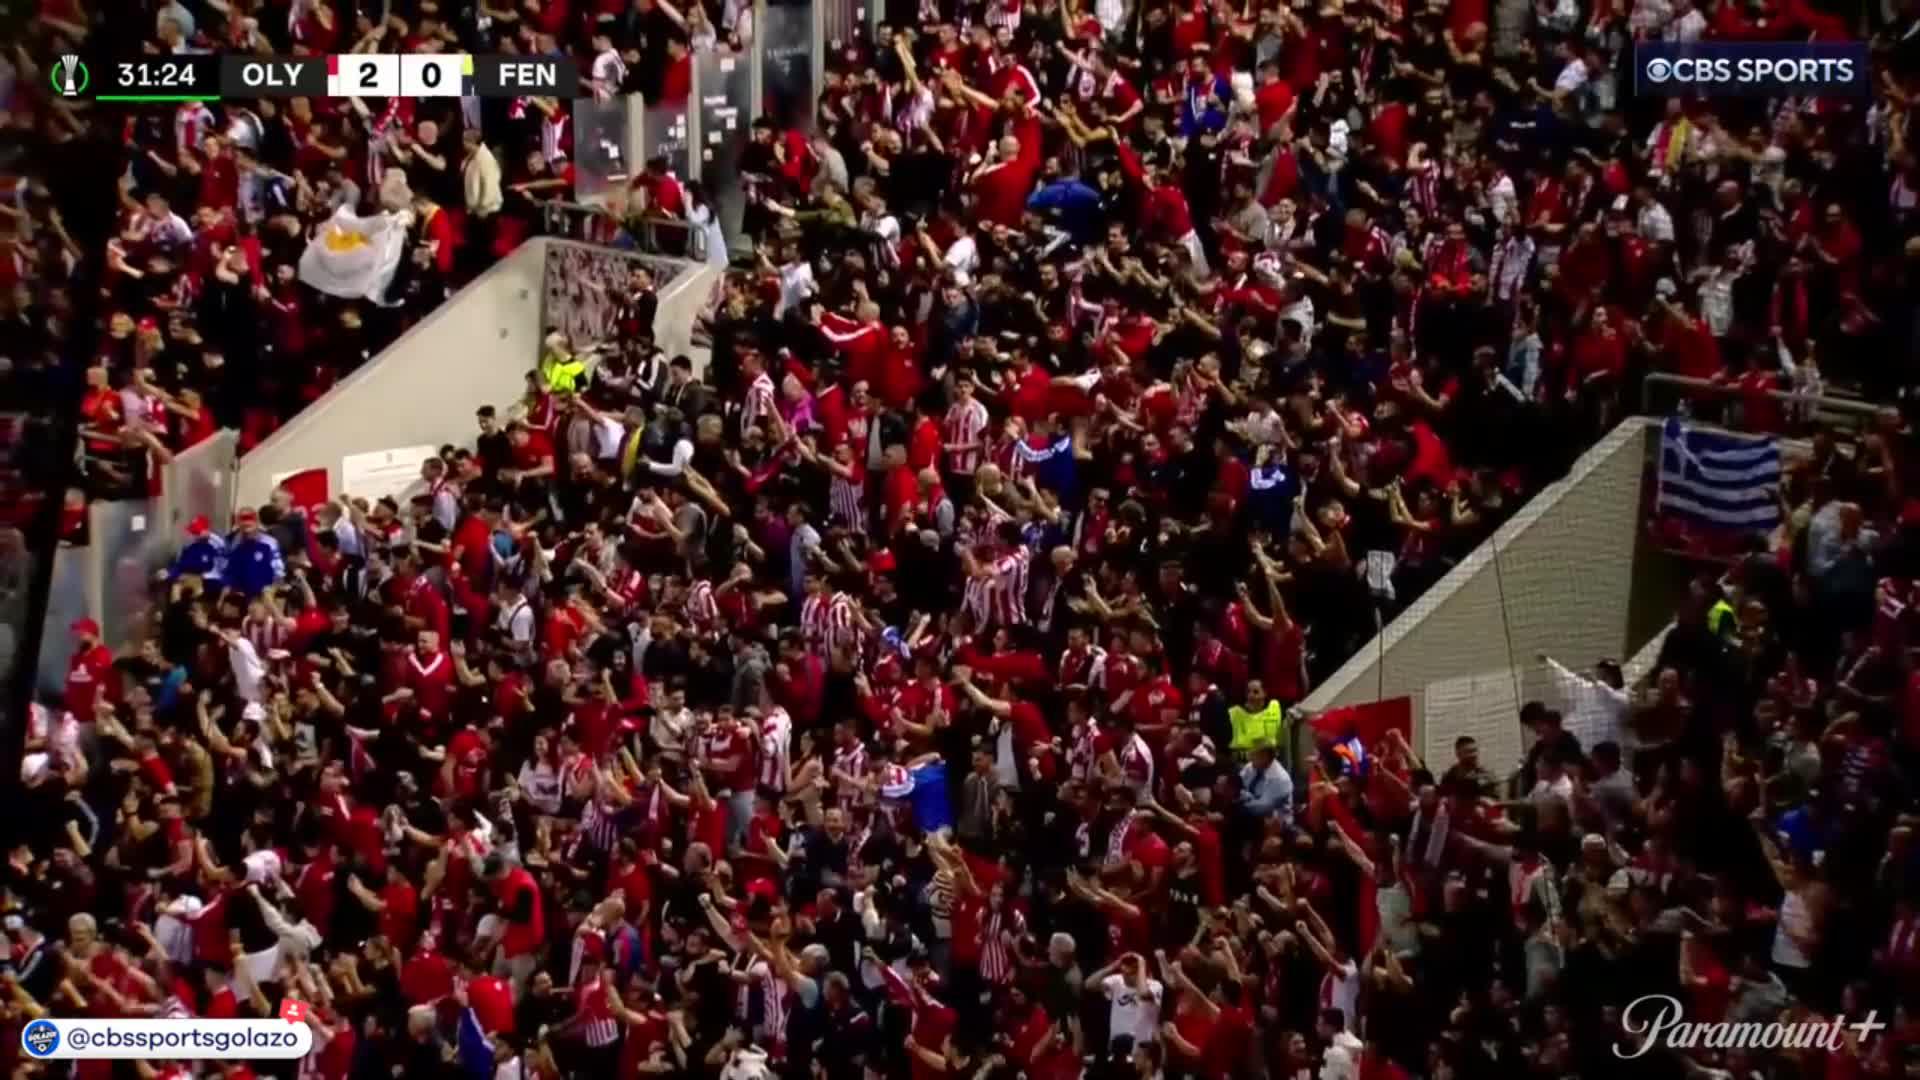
[298,203,415,305]
[1307,697,1417,826]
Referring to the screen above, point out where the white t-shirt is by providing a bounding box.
[1319,960,1360,1028]
[776,260,816,317]
[1530,773,1575,809]
[1554,58,1590,95]
[943,234,979,284]
[720,1049,772,1080]
[1102,973,1165,1045]
[518,761,563,815]
[1665,8,1706,40]
[498,598,535,647]
[229,636,266,703]
[591,48,627,98]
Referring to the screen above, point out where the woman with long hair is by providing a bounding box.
[686,180,730,268]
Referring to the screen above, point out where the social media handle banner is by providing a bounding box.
[1635,42,1869,98]
[21,1019,315,1060]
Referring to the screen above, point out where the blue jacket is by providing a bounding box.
[1027,179,1104,245]
[224,534,284,597]
[456,1009,493,1080]
[169,534,227,582]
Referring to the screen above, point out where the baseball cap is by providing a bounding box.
[70,618,100,638]
[185,515,211,537]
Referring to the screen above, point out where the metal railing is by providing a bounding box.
[1641,372,1897,437]
[541,200,709,263]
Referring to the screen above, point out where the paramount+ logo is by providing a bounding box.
[1636,42,1869,97]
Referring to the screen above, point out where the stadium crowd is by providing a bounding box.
[9,0,1920,1078]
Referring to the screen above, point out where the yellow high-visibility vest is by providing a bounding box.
[1229,700,1286,754]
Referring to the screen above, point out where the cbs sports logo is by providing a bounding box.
[1635,43,1869,97]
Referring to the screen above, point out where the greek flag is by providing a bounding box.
[1656,418,1781,530]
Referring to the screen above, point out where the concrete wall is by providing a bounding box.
[234,239,718,508]
[1299,418,1670,778]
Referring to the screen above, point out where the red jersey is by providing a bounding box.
[404,649,454,719]
[65,643,115,721]
[468,974,515,1034]
[972,157,1039,229]
[492,866,545,958]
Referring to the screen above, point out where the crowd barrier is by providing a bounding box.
[542,201,711,265]
[1641,371,1897,437]
[569,40,760,259]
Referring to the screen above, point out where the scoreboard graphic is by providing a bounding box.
[58,55,579,102]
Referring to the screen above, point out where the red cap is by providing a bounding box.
[186,515,211,537]
[70,617,100,638]
[137,316,160,333]
[235,507,259,525]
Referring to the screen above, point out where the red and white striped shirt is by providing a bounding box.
[686,580,721,634]
[966,546,1030,628]
[570,927,606,986]
[979,904,1026,984]
[830,469,866,534]
[742,372,778,439]
[833,742,870,811]
[1407,159,1442,216]
[983,0,1023,30]
[1069,722,1100,782]
[580,795,622,851]
[559,752,594,801]
[1059,645,1108,692]
[244,614,288,655]
[943,397,990,476]
[175,102,215,158]
[759,708,792,792]
[541,112,571,167]
[573,974,622,1048]
[800,592,832,655]
[827,591,864,657]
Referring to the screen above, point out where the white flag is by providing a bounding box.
[297,206,411,305]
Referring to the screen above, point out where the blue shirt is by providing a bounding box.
[1027,179,1104,245]
[225,534,285,597]
[169,534,227,582]
[908,764,952,833]
[1012,435,1081,507]
[1181,76,1231,137]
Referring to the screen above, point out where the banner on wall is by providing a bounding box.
[1310,697,1413,750]
[1424,672,1524,779]
[541,243,688,348]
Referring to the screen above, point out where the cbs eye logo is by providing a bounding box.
[1644,58,1674,82]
